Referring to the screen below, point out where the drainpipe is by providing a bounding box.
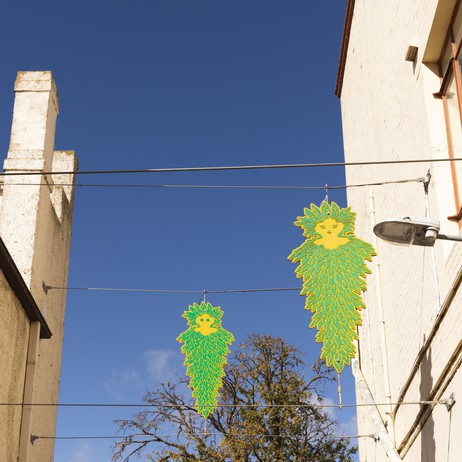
[423,173,442,314]
[368,191,395,439]
[352,359,402,461]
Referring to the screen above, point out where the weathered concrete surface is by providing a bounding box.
[0,270,30,461]
[0,71,77,461]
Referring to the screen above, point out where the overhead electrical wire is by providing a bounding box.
[45,285,302,294]
[36,175,425,297]
[24,397,452,441]
[27,174,428,297]
[0,157,460,176]
[8,400,449,442]
[0,399,447,409]
[0,177,422,190]
[33,432,376,441]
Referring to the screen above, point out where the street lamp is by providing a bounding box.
[373,217,462,247]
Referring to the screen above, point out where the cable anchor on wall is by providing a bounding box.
[445,393,456,412]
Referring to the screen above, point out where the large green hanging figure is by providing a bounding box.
[288,201,376,373]
[177,301,234,417]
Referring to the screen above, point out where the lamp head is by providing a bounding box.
[373,217,440,247]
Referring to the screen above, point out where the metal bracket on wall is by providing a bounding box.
[422,169,431,195]
[445,393,456,412]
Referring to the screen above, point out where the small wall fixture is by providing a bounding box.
[373,217,462,247]
[405,45,418,62]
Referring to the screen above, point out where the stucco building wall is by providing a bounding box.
[0,271,30,461]
[338,1,462,460]
[0,71,77,461]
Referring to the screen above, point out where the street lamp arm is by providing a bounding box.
[437,233,462,243]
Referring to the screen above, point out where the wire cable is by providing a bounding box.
[45,286,302,294]
[0,399,447,409]
[0,177,422,190]
[33,432,376,441]
[41,175,422,296]
[0,158,460,176]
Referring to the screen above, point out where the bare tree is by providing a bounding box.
[113,333,356,461]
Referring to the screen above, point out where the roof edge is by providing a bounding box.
[0,238,52,339]
[335,0,356,98]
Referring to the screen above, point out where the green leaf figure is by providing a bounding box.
[288,201,376,373]
[177,301,235,418]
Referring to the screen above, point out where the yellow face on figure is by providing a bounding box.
[195,315,217,335]
[314,218,349,250]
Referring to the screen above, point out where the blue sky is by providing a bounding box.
[0,1,359,460]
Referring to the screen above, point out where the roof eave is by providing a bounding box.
[335,0,356,98]
[0,238,52,339]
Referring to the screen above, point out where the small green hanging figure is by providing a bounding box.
[288,201,376,373]
[177,301,235,417]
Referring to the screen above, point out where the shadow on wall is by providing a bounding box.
[420,343,436,462]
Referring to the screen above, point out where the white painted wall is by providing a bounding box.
[340,1,462,460]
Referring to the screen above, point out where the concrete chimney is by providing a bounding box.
[0,71,78,461]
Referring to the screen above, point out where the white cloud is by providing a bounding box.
[103,350,183,402]
[309,393,339,421]
[339,412,358,437]
[56,441,110,462]
[144,349,182,383]
[68,442,93,462]
[104,369,142,401]
[309,395,358,437]
[318,396,338,421]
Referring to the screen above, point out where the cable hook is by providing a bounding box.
[324,184,329,203]
[422,170,431,217]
